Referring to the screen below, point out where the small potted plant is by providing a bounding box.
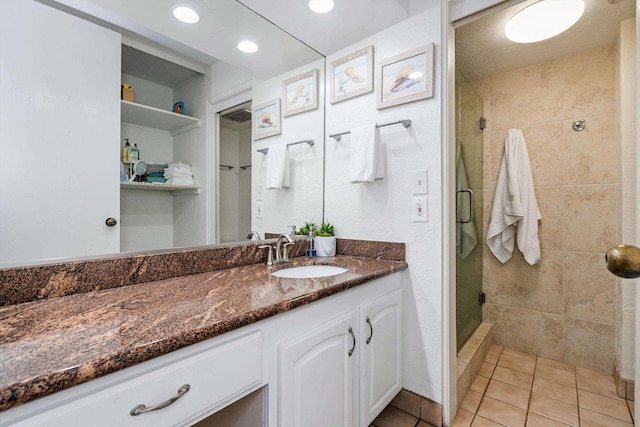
[314,222,336,257]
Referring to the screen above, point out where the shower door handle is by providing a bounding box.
[456,189,473,223]
[605,245,640,278]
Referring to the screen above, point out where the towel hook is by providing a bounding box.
[572,120,586,131]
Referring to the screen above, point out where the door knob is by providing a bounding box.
[605,245,640,278]
[105,217,118,227]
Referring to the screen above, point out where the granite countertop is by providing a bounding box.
[0,255,407,412]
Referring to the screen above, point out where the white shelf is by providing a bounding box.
[121,182,200,195]
[120,100,201,136]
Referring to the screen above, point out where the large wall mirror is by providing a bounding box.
[0,0,325,267]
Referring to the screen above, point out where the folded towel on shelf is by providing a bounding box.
[349,124,384,183]
[163,162,194,186]
[266,143,290,189]
[486,129,542,265]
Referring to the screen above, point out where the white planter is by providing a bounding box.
[314,236,336,257]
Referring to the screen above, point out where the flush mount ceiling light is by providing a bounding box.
[308,0,334,14]
[172,6,200,24]
[237,40,259,53]
[505,0,585,43]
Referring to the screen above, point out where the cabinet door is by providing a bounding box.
[278,313,357,427]
[360,289,402,425]
[0,0,121,264]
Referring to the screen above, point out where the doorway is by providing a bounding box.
[218,102,253,243]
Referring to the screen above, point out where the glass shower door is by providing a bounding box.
[455,68,484,351]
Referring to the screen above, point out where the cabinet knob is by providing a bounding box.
[105,217,118,227]
[606,245,640,278]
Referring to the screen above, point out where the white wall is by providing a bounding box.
[173,74,208,247]
[324,3,443,401]
[251,59,325,237]
[617,18,637,381]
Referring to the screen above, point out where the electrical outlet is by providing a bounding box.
[412,169,428,195]
[256,201,264,219]
[412,197,428,222]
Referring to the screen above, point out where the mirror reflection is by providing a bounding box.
[0,0,325,267]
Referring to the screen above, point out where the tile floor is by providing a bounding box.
[454,345,635,427]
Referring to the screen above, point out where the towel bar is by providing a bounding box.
[257,139,314,154]
[329,119,412,141]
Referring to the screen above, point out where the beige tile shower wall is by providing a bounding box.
[470,45,619,373]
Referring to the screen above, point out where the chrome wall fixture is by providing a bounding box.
[572,120,586,131]
[329,119,412,141]
[257,139,314,154]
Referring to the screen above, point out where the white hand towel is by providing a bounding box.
[456,140,478,259]
[349,124,384,183]
[486,129,542,265]
[266,143,290,189]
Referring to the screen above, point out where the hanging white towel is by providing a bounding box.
[266,143,290,189]
[456,140,478,259]
[486,129,542,265]
[349,124,384,183]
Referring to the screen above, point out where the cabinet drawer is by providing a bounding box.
[14,332,262,427]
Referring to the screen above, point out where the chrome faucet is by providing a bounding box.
[247,231,262,241]
[275,233,294,264]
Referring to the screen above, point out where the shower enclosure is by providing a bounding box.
[455,68,484,351]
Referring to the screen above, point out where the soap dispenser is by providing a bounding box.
[306,227,316,257]
[121,139,131,163]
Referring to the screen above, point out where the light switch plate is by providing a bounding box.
[412,197,428,222]
[412,169,428,195]
[256,201,264,219]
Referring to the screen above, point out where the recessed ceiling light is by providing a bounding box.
[172,6,200,24]
[237,41,259,54]
[505,0,585,43]
[308,0,334,14]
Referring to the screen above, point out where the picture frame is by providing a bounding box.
[330,45,374,104]
[253,99,282,140]
[282,69,318,117]
[376,43,434,110]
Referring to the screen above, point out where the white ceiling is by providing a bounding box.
[48,0,425,80]
[455,0,636,82]
[238,0,424,55]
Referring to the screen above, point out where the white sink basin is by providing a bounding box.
[271,265,348,279]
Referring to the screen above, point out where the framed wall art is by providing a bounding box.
[376,43,434,110]
[283,69,318,117]
[330,45,374,104]
[253,98,282,140]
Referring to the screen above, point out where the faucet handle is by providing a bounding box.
[282,242,295,262]
[289,225,297,234]
[258,245,274,266]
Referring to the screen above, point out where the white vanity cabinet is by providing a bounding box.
[0,271,403,427]
[359,289,403,426]
[7,332,263,427]
[278,287,402,427]
[278,313,358,427]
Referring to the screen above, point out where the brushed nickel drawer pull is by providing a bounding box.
[348,327,356,357]
[130,384,190,416]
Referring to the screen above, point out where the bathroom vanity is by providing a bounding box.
[0,240,406,426]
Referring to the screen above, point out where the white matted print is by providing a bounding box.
[330,45,373,104]
[253,99,281,140]
[283,69,318,117]
[376,44,433,110]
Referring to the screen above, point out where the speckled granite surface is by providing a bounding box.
[0,251,406,412]
[0,238,404,307]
